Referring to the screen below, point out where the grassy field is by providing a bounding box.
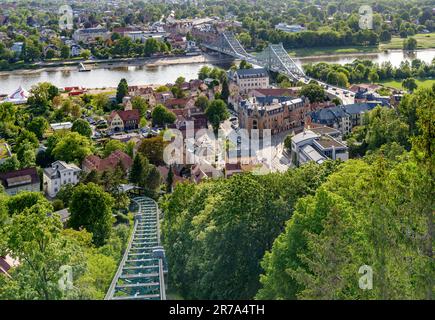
[378,78,435,90]
[289,45,379,57]
[380,33,435,50]
[288,33,435,57]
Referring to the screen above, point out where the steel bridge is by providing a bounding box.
[105,197,167,300]
[202,32,355,104]
[202,31,306,81]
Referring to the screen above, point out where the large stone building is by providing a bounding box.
[238,96,309,135]
[73,27,110,43]
[228,68,269,94]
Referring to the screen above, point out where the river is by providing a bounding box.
[0,49,434,94]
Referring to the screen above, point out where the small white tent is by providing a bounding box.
[3,86,29,104]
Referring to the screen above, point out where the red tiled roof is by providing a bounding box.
[109,109,140,123]
[164,98,191,108]
[82,150,133,172]
[252,88,298,96]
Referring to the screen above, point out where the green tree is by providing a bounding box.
[69,183,115,246]
[195,95,209,111]
[220,78,230,103]
[403,37,417,51]
[205,99,229,133]
[116,78,128,104]
[60,45,70,59]
[27,116,49,139]
[103,140,126,157]
[52,132,93,164]
[81,49,91,60]
[131,96,148,118]
[300,83,326,103]
[402,77,418,92]
[0,202,83,300]
[71,119,92,138]
[151,104,176,127]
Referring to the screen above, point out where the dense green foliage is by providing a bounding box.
[256,86,434,300]
[68,183,115,246]
[304,58,435,87]
[160,162,340,299]
[161,86,433,300]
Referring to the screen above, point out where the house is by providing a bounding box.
[50,122,73,131]
[291,128,348,166]
[164,97,195,109]
[43,161,81,198]
[310,103,380,135]
[108,109,140,132]
[0,167,40,195]
[228,68,269,94]
[3,86,29,104]
[82,150,133,174]
[124,31,167,43]
[238,96,309,135]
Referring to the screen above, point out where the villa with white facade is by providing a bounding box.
[43,161,81,197]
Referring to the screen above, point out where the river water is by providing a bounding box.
[0,49,434,94]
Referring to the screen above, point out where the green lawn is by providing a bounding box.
[380,33,435,50]
[378,78,435,90]
[288,33,435,57]
[288,45,379,57]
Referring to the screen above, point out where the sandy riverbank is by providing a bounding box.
[0,53,234,77]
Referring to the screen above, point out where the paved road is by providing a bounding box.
[221,119,293,173]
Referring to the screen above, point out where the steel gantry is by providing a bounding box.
[105,197,167,300]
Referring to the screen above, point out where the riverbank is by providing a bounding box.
[0,53,234,77]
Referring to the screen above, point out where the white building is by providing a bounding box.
[228,68,269,94]
[291,127,348,166]
[43,161,81,198]
[124,31,166,43]
[50,122,73,131]
[275,23,306,33]
[73,27,110,43]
